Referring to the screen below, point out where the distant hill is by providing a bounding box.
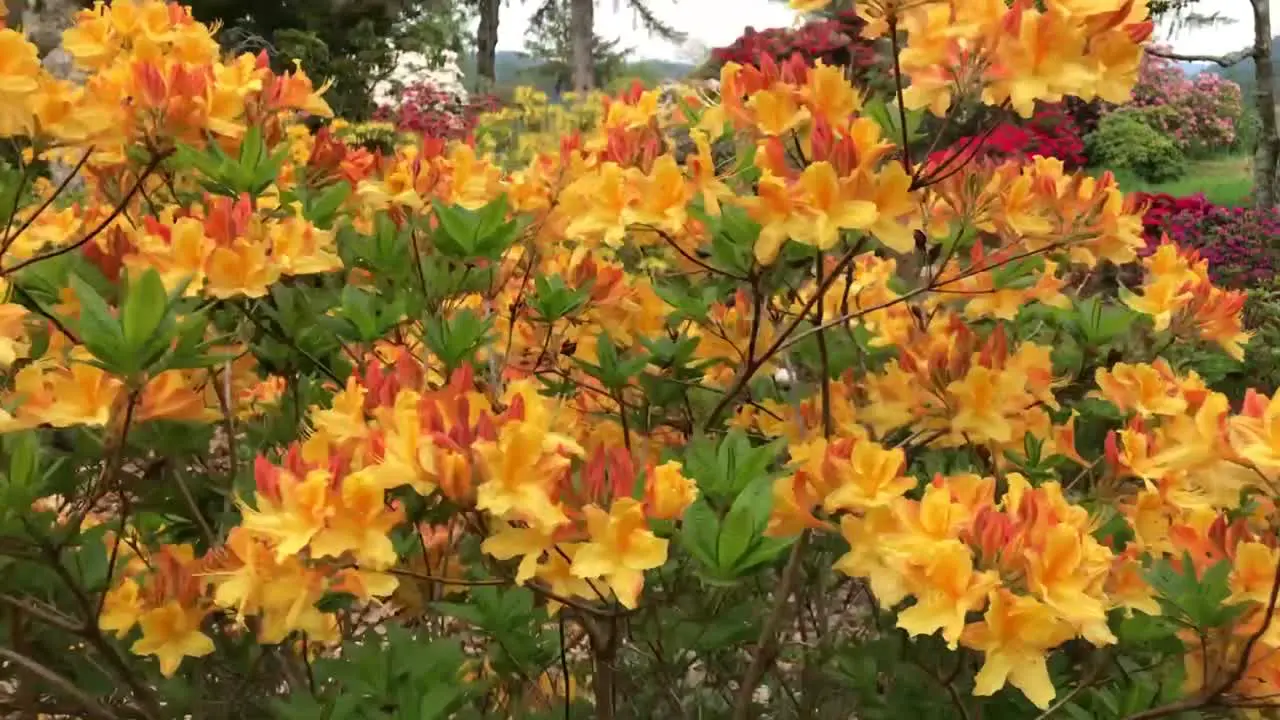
[1179,61,1208,76]
[458,50,695,94]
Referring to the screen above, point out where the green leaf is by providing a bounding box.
[423,309,493,373]
[716,498,756,573]
[716,476,778,576]
[121,269,168,352]
[308,182,352,229]
[418,685,462,720]
[70,274,125,366]
[679,499,720,569]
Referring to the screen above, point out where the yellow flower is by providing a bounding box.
[27,362,123,429]
[534,543,601,614]
[747,87,810,137]
[99,577,143,637]
[1024,523,1116,646]
[789,161,878,251]
[131,601,215,677]
[238,469,332,560]
[204,241,281,299]
[804,61,861,128]
[822,439,913,512]
[309,378,370,444]
[741,172,798,264]
[571,498,668,609]
[895,540,998,649]
[137,370,219,424]
[834,509,910,606]
[481,521,556,585]
[308,469,404,570]
[1228,541,1280,606]
[0,29,42,137]
[963,590,1077,709]
[1093,362,1187,418]
[947,366,1027,444]
[475,420,574,533]
[0,303,29,368]
[645,460,698,520]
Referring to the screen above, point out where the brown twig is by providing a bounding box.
[11,283,80,344]
[1123,548,1280,719]
[703,239,866,430]
[730,530,811,720]
[0,647,122,720]
[2,146,94,258]
[1,150,171,278]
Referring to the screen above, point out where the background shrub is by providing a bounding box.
[1086,112,1187,182]
[1119,49,1244,156]
[929,103,1087,169]
[1135,191,1280,288]
[707,11,892,94]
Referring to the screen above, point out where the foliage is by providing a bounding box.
[6,1,1280,720]
[1086,111,1188,182]
[1106,154,1254,208]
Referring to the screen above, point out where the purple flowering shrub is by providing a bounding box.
[1140,192,1280,289]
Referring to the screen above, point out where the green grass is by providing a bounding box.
[1101,154,1254,206]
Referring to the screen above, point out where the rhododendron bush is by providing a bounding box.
[928,104,1088,171]
[1,1,1276,719]
[709,10,891,95]
[1134,191,1279,289]
[1116,49,1245,156]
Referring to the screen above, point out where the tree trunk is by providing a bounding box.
[1252,0,1278,208]
[476,0,500,88]
[570,0,594,93]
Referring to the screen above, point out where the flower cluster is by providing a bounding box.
[1123,241,1251,359]
[1132,191,1214,246]
[378,80,502,142]
[1141,196,1280,289]
[849,0,1153,117]
[1123,48,1244,155]
[6,0,1280,717]
[1099,365,1280,701]
[931,104,1088,170]
[710,11,885,90]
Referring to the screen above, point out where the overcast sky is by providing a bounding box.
[1158,0,1270,56]
[494,0,1262,62]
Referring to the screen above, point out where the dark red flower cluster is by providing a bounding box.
[377,81,501,141]
[1132,191,1277,288]
[927,104,1087,170]
[1130,191,1214,246]
[711,11,880,76]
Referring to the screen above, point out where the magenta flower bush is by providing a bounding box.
[1136,191,1280,289]
[1123,48,1244,156]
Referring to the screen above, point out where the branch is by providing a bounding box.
[1145,46,1255,67]
[0,150,171,278]
[0,647,122,720]
[730,530,811,720]
[1124,547,1280,719]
